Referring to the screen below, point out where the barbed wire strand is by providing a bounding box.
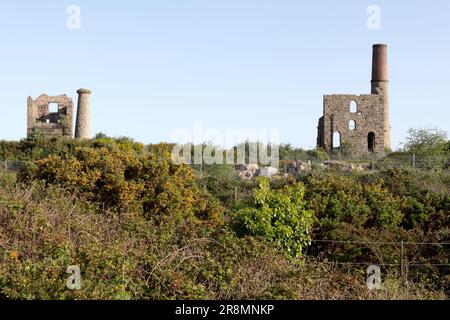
[309,239,450,267]
[309,261,450,267]
[311,239,450,246]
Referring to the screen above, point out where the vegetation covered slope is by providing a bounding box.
[0,132,448,299]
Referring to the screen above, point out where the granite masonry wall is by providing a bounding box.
[317,94,387,155]
[27,94,74,138]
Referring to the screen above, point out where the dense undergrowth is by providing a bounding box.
[0,135,448,299]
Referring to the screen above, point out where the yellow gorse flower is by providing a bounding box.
[9,251,18,259]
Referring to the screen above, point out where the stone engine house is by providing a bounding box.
[27,94,74,138]
[27,89,92,139]
[317,44,391,156]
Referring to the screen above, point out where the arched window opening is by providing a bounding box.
[333,131,341,149]
[349,120,356,131]
[350,100,357,113]
[368,132,376,152]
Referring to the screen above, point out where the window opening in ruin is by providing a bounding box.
[49,103,58,113]
[349,120,356,131]
[350,100,357,113]
[333,131,341,148]
[368,132,376,152]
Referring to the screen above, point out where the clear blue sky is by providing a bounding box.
[0,0,449,149]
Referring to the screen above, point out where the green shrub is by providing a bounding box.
[305,172,404,232]
[234,178,314,259]
[306,148,329,161]
[19,142,224,228]
[0,136,448,299]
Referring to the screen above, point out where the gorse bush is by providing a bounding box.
[304,173,404,232]
[378,168,449,230]
[19,142,224,228]
[0,135,448,299]
[0,184,141,300]
[1,179,443,300]
[194,164,242,207]
[0,181,277,299]
[300,169,449,293]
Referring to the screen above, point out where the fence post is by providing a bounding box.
[400,240,404,280]
[400,240,409,296]
[234,186,238,203]
[200,162,203,179]
[412,154,416,168]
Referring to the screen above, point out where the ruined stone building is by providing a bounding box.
[27,89,92,139]
[317,44,391,156]
[27,94,73,138]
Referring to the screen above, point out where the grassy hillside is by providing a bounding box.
[0,135,448,299]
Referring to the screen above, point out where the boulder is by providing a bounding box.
[235,164,248,171]
[235,164,259,181]
[257,167,279,178]
[286,161,312,175]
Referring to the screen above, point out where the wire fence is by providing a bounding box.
[306,237,449,293]
[0,160,23,172]
[311,239,450,246]
[282,154,449,172]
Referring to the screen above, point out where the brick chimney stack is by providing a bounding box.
[371,44,391,150]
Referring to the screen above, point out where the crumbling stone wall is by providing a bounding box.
[317,94,387,155]
[27,94,73,138]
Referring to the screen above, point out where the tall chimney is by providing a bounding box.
[371,44,391,150]
[371,44,388,87]
[75,88,92,139]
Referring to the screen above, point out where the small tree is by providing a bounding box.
[403,127,448,156]
[236,178,314,259]
[402,127,449,169]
